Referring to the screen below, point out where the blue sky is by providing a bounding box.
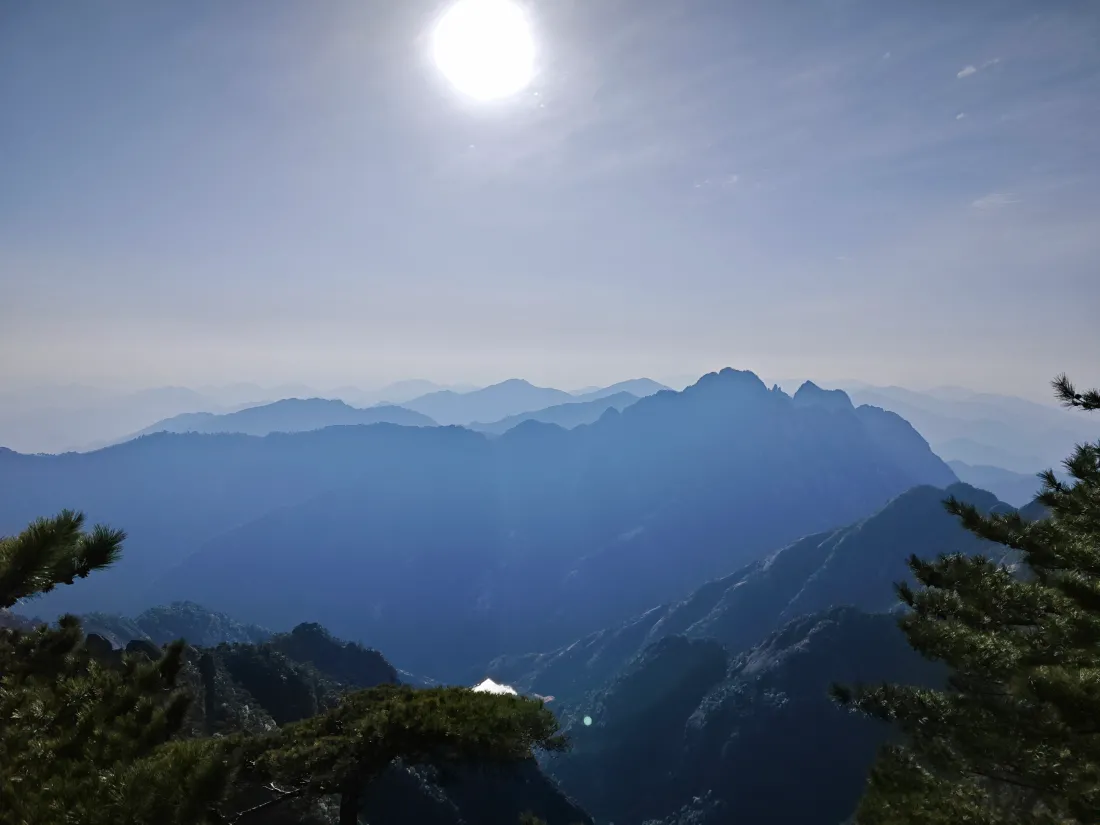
[1,0,1097,397]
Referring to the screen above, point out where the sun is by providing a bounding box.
[432,0,535,102]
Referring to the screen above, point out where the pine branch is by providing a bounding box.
[1053,374,1100,412]
[0,511,125,608]
[227,784,308,823]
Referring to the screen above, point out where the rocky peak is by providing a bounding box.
[792,381,855,413]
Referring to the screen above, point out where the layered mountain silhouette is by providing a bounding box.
[844,384,1093,473]
[947,459,1047,507]
[81,600,272,649]
[487,482,1005,701]
[470,391,641,435]
[571,378,669,401]
[122,397,435,441]
[402,379,577,425]
[1,369,956,678]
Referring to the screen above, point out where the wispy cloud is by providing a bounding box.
[957,57,1001,79]
[971,193,1021,209]
[955,112,966,120]
[693,173,738,190]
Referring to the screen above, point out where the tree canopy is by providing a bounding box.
[0,510,567,825]
[1,511,234,825]
[834,374,1100,824]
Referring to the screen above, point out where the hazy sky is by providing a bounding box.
[2,0,1098,398]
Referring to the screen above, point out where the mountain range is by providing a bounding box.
[4,364,1075,824]
[946,460,1051,507]
[468,391,641,435]
[840,383,1095,473]
[486,481,1004,700]
[484,482,1016,825]
[1,368,956,679]
[0,378,670,453]
[400,378,667,426]
[121,398,437,441]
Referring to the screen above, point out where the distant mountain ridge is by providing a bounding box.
[470,391,641,435]
[81,600,273,649]
[571,378,669,402]
[402,379,577,425]
[839,383,1095,473]
[946,460,1051,507]
[121,397,436,441]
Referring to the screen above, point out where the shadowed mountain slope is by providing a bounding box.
[542,607,943,825]
[488,482,1004,701]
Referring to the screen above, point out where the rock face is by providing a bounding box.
[542,608,944,825]
[485,485,1029,824]
[792,381,856,413]
[488,482,1004,701]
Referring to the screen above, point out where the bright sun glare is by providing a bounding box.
[432,0,535,101]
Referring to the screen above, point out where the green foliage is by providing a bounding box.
[0,509,124,609]
[242,684,567,823]
[0,513,235,825]
[217,642,325,725]
[1,511,571,825]
[266,622,398,689]
[834,375,1100,824]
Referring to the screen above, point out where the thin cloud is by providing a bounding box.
[693,173,739,190]
[971,193,1021,209]
[956,112,966,120]
[958,58,1000,79]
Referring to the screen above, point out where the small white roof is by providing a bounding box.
[471,678,519,695]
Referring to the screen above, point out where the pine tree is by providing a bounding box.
[0,510,236,824]
[235,683,567,825]
[833,375,1100,824]
[1,510,570,825]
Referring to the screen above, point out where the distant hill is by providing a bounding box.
[470,391,641,435]
[842,383,1094,473]
[947,460,1047,507]
[572,378,669,402]
[487,481,1002,700]
[0,385,235,454]
[80,600,272,649]
[123,397,435,440]
[1,368,956,678]
[403,379,575,425]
